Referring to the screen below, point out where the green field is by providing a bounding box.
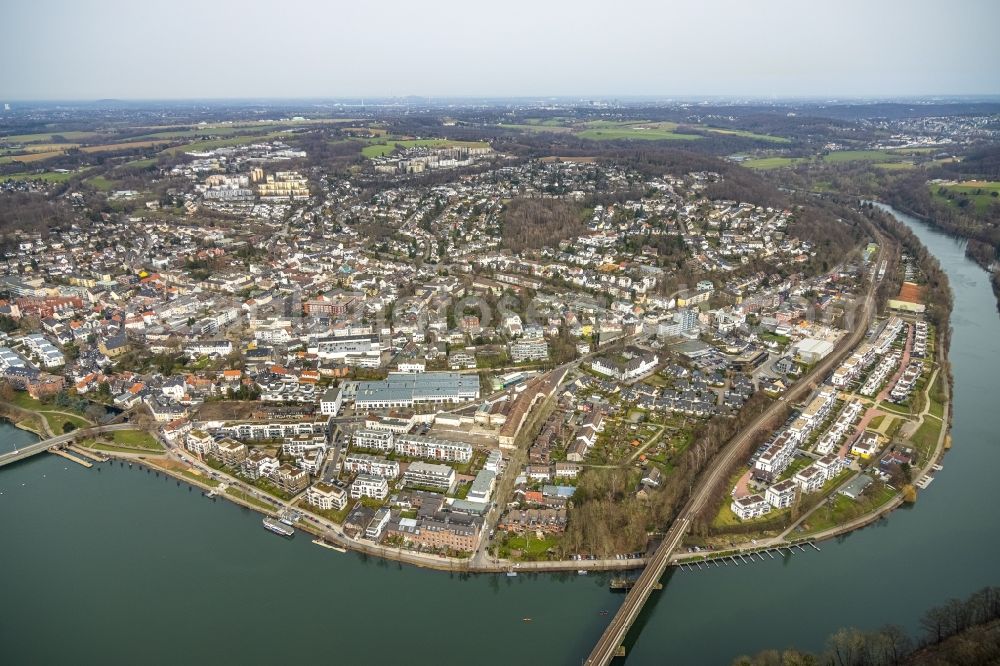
[702,127,790,143]
[498,118,789,144]
[820,150,900,164]
[498,123,574,134]
[872,161,916,171]
[86,175,116,191]
[742,156,812,169]
[126,124,280,142]
[38,411,92,433]
[505,534,560,559]
[799,484,898,536]
[109,430,163,451]
[931,180,1000,213]
[0,170,82,183]
[910,417,943,460]
[522,117,575,126]
[577,121,702,142]
[744,148,935,171]
[120,157,159,169]
[0,130,101,145]
[361,138,490,159]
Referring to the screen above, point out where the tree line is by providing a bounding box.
[733,585,1000,666]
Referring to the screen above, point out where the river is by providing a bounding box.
[1,204,997,665]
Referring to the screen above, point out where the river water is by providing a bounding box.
[1,205,997,665]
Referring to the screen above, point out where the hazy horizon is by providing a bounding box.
[3,0,999,101]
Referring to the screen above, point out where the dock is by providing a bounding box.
[49,448,92,468]
[675,543,821,571]
[610,578,662,591]
[67,445,109,463]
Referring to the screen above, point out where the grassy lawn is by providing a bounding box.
[885,417,905,439]
[868,415,885,431]
[909,418,942,460]
[84,440,165,456]
[182,470,221,487]
[927,375,946,419]
[879,401,912,417]
[6,392,47,411]
[305,500,356,525]
[110,430,163,451]
[778,454,814,481]
[506,534,560,559]
[226,487,275,511]
[799,483,898,537]
[38,411,92,433]
[759,332,791,345]
[642,373,671,388]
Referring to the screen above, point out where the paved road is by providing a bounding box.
[585,238,892,665]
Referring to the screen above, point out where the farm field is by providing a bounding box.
[577,121,702,141]
[701,127,790,143]
[930,180,1000,213]
[0,130,101,144]
[743,148,947,171]
[0,142,82,156]
[0,169,85,182]
[498,123,574,133]
[0,139,173,164]
[742,156,811,169]
[500,118,788,143]
[0,150,64,164]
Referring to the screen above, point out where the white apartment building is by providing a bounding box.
[343,453,400,479]
[350,474,389,500]
[731,494,772,520]
[352,429,394,452]
[394,434,473,463]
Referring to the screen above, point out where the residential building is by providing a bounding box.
[351,474,389,500]
[731,493,771,520]
[343,452,400,479]
[306,482,348,512]
[274,464,309,495]
[402,461,456,493]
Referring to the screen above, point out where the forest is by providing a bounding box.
[498,197,589,253]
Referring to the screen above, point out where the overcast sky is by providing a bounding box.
[3,0,999,100]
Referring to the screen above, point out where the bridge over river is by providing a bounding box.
[0,424,140,469]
